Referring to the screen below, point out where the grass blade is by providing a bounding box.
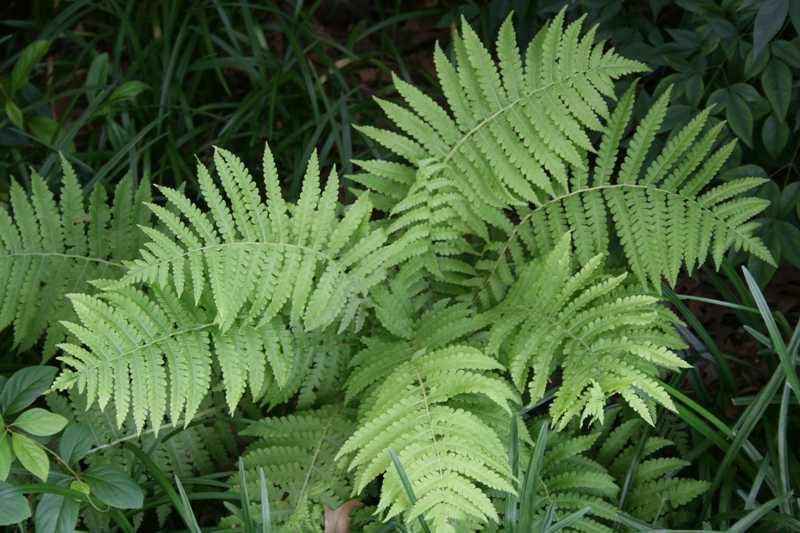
[743,268,800,406]
[388,448,431,533]
[258,467,271,533]
[174,475,202,533]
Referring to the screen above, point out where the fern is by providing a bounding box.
[511,418,621,532]
[588,408,709,526]
[337,346,519,532]
[115,146,399,333]
[223,405,355,530]
[478,86,773,296]
[514,411,708,532]
[486,233,689,429]
[353,10,772,292]
[27,10,772,532]
[0,156,150,357]
[53,284,348,432]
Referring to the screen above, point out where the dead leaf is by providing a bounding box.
[324,499,363,533]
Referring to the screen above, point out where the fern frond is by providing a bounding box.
[337,346,519,532]
[116,145,397,333]
[478,89,772,297]
[588,408,709,525]
[346,299,486,403]
[226,406,355,529]
[513,418,620,532]
[54,282,353,431]
[348,11,769,294]
[486,234,689,429]
[0,156,149,357]
[350,10,646,280]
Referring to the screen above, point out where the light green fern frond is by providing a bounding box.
[54,287,215,432]
[337,346,519,533]
[479,83,773,297]
[351,10,646,279]
[55,284,318,432]
[486,234,689,429]
[0,156,150,357]
[224,405,355,530]
[346,298,487,403]
[116,145,398,333]
[351,12,770,294]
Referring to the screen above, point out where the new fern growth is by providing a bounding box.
[26,9,770,532]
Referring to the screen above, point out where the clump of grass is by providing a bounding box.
[1,0,443,196]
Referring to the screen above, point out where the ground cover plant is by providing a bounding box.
[1,2,799,532]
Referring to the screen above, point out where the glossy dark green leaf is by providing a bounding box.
[777,221,800,267]
[10,40,50,93]
[758,181,782,218]
[745,45,771,79]
[34,493,79,533]
[13,409,67,437]
[754,0,789,60]
[778,182,800,217]
[720,164,768,180]
[0,433,12,481]
[730,83,762,102]
[0,366,57,415]
[772,40,800,68]
[791,0,800,34]
[761,59,792,120]
[707,88,730,110]
[59,424,94,466]
[0,481,30,526]
[762,114,790,158]
[84,465,144,509]
[726,91,754,146]
[708,17,737,39]
[12,433,49,482]
[684,74,704,107]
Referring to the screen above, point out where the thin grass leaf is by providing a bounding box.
[174,475,202,533]
[388,448,431,533]
[258,467,271,533]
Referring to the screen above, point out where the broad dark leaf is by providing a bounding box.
[84,465,143,509]
[754,0,789,60]
[0,366,57,415]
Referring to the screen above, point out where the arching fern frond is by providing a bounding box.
[351,11,771,294]
[486,234,689,429]
[478,84,773,299]
[512,418,621,532]
[0,156,150,357]
[115,145,400,333]
[337,346,519,533]
[351,10,646,279]
[53,286,320,432]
